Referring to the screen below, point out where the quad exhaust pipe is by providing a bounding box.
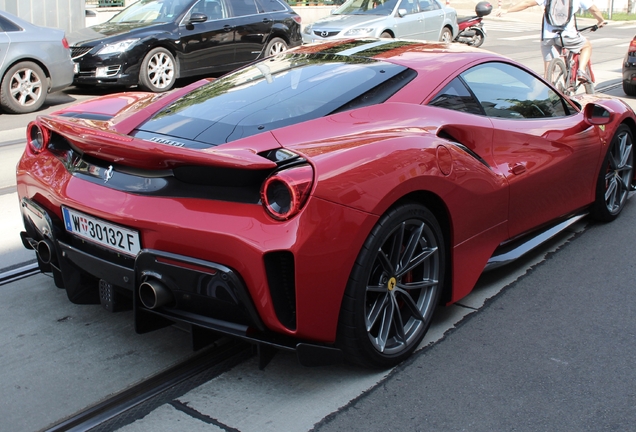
[139,279,174,309]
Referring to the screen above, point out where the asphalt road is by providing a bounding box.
[1,15,635,432]
[314,200,636,431]
[311,18,636,432]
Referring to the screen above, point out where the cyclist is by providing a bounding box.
[497,0,605,81]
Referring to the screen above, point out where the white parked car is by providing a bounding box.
[302,0,458,44]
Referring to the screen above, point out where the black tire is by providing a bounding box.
[380,31,393,39]
[546,57,568,94]
[138,47,176,93]
[439,27,452,43]
[337,203,445,368]
[583,65,595,94]
[265,37,288,57]
[0,61,47,114]
[624,81,636,97]
[469,28,485,48]
[591,124,634,222]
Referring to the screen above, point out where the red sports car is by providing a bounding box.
[16,39,635,368]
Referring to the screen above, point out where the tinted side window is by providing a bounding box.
[0,15,22,32]
[398,0,420,14]
[419,0,440,11]
[256,0,287,12]
[230,0,259,16]
[192,0,225,20]
[460,62,569,119]
[428,77,484,115]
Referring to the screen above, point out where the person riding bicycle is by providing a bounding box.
[497,0,605,81]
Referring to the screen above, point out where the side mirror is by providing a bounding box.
[189,12,208,23]
[584,103,613,126]
[397,8,408,17]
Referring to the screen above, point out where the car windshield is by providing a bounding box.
[109,0,192,24]
[333,0,399,16]
[137,53,415,146]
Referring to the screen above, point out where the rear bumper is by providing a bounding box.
[623,54,636,84]
[19,197,343,367]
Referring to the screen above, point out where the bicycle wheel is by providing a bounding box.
[547,58,568,94]
[583,65,595,94]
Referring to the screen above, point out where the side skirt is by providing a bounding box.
[485,213,588,271]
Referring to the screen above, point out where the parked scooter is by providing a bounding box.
[454,1,492,48]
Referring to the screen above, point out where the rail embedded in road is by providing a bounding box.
[44,339,253,432]
[0,262,38,286]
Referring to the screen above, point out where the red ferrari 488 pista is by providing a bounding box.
[17,39,635,368]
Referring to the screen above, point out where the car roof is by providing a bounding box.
[293,39,522,103]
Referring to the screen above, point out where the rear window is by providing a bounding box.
[139,53,414,146]
[256,0,287,12]
[0,15,22,32]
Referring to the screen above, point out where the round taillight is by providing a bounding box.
[27,122,49,154]
[261,165,314,221]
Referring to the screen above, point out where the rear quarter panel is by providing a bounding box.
[273,103,510,306]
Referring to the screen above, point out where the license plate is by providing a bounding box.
[62,207,141,256]
[73,62,79,74]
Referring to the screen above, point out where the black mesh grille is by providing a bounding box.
[71,46,92,59]
[264,251,296,330]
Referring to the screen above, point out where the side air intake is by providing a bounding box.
[264,251,297,331]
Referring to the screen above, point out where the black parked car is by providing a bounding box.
[624,35,636,96]
[68,0,302,92]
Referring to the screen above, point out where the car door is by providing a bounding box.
[460,62,602,238]
[230,0,273,64]
[418,0,445,40]
[0,15,16,71]
[178,0,238,76]
[393,0,424,39]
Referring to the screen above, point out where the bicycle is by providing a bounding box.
[546,24,602,96]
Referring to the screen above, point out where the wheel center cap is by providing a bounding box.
[387,277,397,291]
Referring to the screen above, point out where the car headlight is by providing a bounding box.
[344,28,375,36]
[96,39,140,55]
[303,26,312,35]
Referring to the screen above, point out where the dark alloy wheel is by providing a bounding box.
[337,203,445,368]
[591,124,634,222]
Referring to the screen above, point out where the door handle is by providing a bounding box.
[510,163,527,175]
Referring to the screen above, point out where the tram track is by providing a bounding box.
[0,263,254,432]
[0,261,39,286]
[44,338,254,432]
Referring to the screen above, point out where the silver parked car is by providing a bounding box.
[0,10,74,114]
[302,0,458,44]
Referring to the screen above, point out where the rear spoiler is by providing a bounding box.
[37,115,279,171]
